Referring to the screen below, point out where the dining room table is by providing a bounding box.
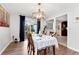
[32,33,59,55]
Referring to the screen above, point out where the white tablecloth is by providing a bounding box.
[32,34,58,54]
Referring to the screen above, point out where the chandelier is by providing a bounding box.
[32,3,45,20]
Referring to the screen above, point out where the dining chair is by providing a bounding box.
[27,32,35,55]
[49,32,56,37]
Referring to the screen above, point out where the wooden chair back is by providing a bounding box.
[49,32,56,37]
[27,32,34,47]
[27,32,35,55]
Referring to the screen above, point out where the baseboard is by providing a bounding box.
[0,40,13,55]
[58,42,67,47]
[67,46,79,53]
[59,42,79,53]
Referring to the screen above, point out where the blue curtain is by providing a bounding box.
[37,20,40,34]
[19,15,25,42]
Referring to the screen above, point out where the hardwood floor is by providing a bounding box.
[2,40,79,55]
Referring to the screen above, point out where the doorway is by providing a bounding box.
[56,14,67,47]
[61,21,67,36]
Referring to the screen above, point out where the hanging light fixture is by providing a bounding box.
[32,3,45,20]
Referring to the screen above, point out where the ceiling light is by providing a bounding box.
[32,3,45,20]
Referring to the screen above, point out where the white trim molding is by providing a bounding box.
[0,40,12,55]
[67,46,79,53]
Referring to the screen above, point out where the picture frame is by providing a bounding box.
[0,5,10,27]
[46,19,54,30]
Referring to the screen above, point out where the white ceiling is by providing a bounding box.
[1,3,79,19]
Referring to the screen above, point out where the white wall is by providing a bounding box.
[0,5,12,54]
[0,14,20,54]
[67,7,79,52]
[10,15,20,41]
[0,27,11,54]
